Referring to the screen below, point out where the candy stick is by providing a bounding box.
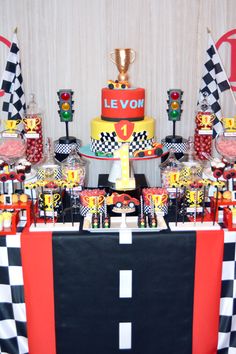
[150,197,154,218]
[59,185,65,224]
[182,186,186,224]
[30,188,37,227]
[41,187,47,224]
[140,195,144,218]
[51,190,55,226]
[69,188,74,226]
[194,189,197,226]
[104,195,107,218]
[175,187,178,226]
[201,185,206,223]
[213,186,219,225]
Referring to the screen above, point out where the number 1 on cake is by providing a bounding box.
[114,144,135,190]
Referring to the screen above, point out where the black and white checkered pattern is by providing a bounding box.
[199,32,231,138]
[100,132,117,143]
[217,231,236,353]
[37,167,62,180]
[161,139,189,153]
[0,233,28,354]
[0,32,26,120]
[144,204,168,215]
[54,141,81,154]
[79,204,105,217]
[91,131,153,154]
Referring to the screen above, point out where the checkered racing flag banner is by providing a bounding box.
[0,234,28,354]
[217,231,236,353]
[0,31,26,120]
[199,32,231,138]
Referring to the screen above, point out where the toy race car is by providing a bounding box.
[133,142,163,157]
[95,151,113,158]
[107,80,130,89]
[106,193,139,208]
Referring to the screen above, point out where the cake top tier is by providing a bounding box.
[101,87,145,122]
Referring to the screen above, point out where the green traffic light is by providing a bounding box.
[62,111,71,120]
[170,110,179,118]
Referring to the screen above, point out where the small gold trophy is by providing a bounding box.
[110,48,135,82]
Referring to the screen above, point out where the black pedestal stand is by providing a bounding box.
[161,121,188,163]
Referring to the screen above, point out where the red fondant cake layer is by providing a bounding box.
[101,87,145,121]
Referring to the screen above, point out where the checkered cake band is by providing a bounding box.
[54,140,81,154]
[37,167,62,180]
[144,204,168,215]
[161,139,189,153]
[91,139,119,154]
[79,204,105,217]
[91,130,153,154]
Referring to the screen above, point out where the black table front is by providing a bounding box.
[52,231,196,354]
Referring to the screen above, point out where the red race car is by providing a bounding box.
[133,142,163,158]
[106,193,139,208]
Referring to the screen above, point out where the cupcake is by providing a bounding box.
[24,161,32,174]
[16,164,26,174]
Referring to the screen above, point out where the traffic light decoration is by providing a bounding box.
[57,89,74,122]
[167,89,183,121]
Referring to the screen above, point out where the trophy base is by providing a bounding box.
[59,136,77,144]
[165,135,183,143]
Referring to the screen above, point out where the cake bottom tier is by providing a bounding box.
[90,116,155,155]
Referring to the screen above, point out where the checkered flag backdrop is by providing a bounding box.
[0,233,28,354]
[199,32,231,138]
[0,31,26,120]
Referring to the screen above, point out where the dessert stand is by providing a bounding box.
[79,144,168,187]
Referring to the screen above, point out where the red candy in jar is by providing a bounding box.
[194,94,214,160]
[194,129,212,160]
[23,94,43,163]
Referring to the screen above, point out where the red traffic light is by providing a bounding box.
[170,91,180,100]
[60,92,71,101]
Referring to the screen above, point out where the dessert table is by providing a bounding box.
[13,226,229,354]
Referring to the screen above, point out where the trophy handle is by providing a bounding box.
[53,194,61,205]
[35,117,41,126]
[130,49,136,64]
[97,195,105,206]
[110,51,116,65]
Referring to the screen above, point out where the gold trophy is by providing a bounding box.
[196,113,214,130]
[23,117,41,133]
[222,117,236,132]
[110,48,135,81]
[186,190,203,208]
[4,119,21,133]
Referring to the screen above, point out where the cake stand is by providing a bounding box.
[79,144,168,188]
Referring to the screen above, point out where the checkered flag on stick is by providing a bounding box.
[199,30,231,138]
[0,29,26,120]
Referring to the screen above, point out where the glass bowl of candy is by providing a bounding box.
[215,133,236,164]
[0,130,26,162]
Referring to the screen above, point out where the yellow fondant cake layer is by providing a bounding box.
[91,116,155,142]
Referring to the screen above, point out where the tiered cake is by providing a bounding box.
[90,49,155,156]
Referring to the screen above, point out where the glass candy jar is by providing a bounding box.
[61,145,87,208]
[215,119,236,164]
[194,93,214,160]
[0,129,26,163]
[61,145,87,188]
[23,93,43,163]
[160,149,182,198]
[37,137,61,180]
[179,136,203,183]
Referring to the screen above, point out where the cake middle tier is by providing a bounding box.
[91,116,155,154]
